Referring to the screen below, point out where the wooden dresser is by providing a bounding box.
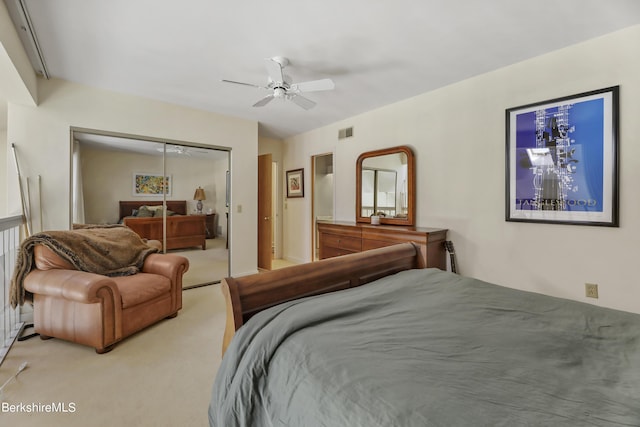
[317,221,448,270]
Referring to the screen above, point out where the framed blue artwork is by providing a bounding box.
[506,86,619,226]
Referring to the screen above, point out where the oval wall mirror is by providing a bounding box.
[356,145,415,226]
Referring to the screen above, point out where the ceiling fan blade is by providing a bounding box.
[265,58,284,83]
[253,94,275,107]
[291,78,335,93]
[221,79,263,89]
[289,94,316,110]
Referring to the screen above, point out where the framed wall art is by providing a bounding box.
[505,86,619,226]
[286,168,304,198]
[133,173,172,196]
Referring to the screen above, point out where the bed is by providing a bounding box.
[210,243,640,426]
[119,200,206,250]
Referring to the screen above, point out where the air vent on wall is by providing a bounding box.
[338,126,353,140]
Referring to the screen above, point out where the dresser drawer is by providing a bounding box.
[362,238,395,251]
[322,233,362,252]
[317,221,447,270]
[320,246,359,259]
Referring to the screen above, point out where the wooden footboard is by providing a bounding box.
[123,215,206,250]
[222,242,424,354]
[119,200,206,251]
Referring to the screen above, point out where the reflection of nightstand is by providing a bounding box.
[205,213,218,239]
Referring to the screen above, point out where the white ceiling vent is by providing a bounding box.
[338,127,353,140]
[4,0,50,78]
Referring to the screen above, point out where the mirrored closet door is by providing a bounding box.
[70,129,230,288]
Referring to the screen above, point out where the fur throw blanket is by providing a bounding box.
[10,226,159,308]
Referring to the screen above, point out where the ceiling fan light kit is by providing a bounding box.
[222,56,335,110]
[273,87,286,99]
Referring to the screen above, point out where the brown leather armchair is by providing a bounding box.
[23,244,189,353]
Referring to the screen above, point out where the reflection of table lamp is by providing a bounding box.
[193,187,206,214]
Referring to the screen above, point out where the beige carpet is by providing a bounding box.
[174,239,297,288]
[271,258,298,270]
[0,284,226,427]
[171,238,229,289]
[0,253,300,427]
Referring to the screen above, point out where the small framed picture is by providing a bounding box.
[286,168,304,198]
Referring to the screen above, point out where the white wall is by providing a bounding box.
[80,146,227,225]
[7,78,258,277]
[1,0,35,218]
[0,2,37,106]
[283,25,640,314]
[0,129,6,215]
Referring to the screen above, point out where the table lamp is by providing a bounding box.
[193,187,206,214]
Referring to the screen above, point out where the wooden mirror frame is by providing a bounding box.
[356,145,415,226]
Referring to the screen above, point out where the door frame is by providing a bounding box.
[310,152,335,261]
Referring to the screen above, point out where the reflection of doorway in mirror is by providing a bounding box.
[376,170,396,216]
[400,179,407,214]
[361,152,407,218]
[362,169,375,216]
[362,168,396,217]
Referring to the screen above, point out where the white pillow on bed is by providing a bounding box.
[136,206,154,217]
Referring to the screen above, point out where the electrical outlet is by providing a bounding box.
[585,283,599,299]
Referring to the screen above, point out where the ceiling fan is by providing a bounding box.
[222,56,335,110]
[156,145,212,156]
[157,145,190,155]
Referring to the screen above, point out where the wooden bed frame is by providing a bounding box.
[221,243,424,354]
[119,200,189,218]
[119,200,206,250]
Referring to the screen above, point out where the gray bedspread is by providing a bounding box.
[209,268,640,426]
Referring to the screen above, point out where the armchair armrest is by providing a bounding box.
[24,269,121,304]
[142,254,189,285]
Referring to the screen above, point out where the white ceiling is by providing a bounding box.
[75,131,229,160]
[12,0,640,139]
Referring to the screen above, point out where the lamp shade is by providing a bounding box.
[193,187,206,201]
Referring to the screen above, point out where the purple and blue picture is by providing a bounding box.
[506,86,618,226]
[514,98,604,212]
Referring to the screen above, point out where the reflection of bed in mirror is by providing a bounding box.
[119,200,206,250]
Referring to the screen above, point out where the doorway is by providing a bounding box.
[311,153,334,260]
